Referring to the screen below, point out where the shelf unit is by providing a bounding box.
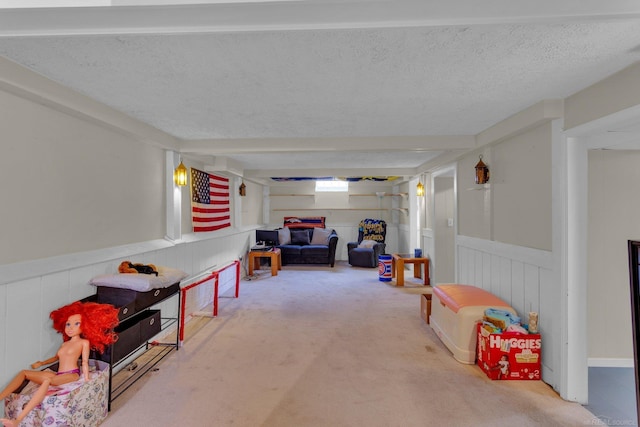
[87,284,181,410]
[269,194,315,197]
[270,192,408,214]
[348,193,408,197]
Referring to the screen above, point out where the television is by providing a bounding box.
[256,229,279,247]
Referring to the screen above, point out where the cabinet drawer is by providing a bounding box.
[95,315,141,364]
[98,309,163,364]
[139,310,161,342]
[132,283,180,311]
[80,293,136,321]
[96,282,180,315]
[112,319,141,363]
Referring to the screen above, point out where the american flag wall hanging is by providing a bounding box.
[190,168,231,232]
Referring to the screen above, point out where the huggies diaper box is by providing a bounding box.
[477,323,541,380]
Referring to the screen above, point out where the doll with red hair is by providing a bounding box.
[0,301,119,427]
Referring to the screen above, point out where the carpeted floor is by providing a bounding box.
[101,262,598,427]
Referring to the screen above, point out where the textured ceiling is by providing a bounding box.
[1,1,640,178]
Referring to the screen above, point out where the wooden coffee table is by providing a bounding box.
[248,248,282,276]
[391,253,430,286]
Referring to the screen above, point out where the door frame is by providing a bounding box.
[430,164,457,284]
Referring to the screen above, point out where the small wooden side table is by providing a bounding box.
[391,253,430,286]
[248,248,282,277]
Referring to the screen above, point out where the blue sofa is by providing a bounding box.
[276,227,339,267]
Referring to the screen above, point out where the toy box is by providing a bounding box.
[430,285,516,364]
[477,324,541,380]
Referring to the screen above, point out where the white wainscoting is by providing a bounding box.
[455,235,559,390]
[421,228,434,269]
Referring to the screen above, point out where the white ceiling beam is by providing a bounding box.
[1,0,640,36]
[179,136,475,155]
[476,99,565,148]
[204,156,244,177]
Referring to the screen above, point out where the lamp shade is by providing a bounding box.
[416,181,425,197]
[174,161,188,187]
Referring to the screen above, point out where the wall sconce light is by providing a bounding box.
[416,181,425,197]
[174,159,188,187]
[475,155,489,185]
[239,181,246,197]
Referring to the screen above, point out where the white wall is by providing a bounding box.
[457,152,491,241]
[453,121,559,390]
[0,88,166,264]
[0,58,255,418]
[587,150,640,363]
[492,123,553,251]
[457,122,553,252]
[267,179,407,259]
[240,179,264,227]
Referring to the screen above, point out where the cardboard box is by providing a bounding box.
[477,324,541,380]
[420,293,432,324]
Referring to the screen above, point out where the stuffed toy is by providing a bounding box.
[118,261,158,276]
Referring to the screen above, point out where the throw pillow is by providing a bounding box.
[291,229,311,245]
[278,227,291,245]
[358,239,378,249]
[89,266,188,292]
[310,228,332,245]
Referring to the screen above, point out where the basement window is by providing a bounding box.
[315,180,348,192]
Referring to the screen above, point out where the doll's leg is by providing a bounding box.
[0,371,56,426]
[0,370,30,401]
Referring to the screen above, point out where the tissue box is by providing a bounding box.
[477,324,541,380]
[4,360,109,427]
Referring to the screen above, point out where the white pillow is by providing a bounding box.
[278,227,291,245]
[89,266,188,292]
[310,228,332,245]
[358,239,378,249]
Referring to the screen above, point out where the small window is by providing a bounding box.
[315,180,348,192]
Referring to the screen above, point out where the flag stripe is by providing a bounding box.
[191,168,231,232]
[193,224,229,232]
[192,215,231,222]
[192,206,230,214]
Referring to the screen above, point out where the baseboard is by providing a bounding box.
[588,358,634,368]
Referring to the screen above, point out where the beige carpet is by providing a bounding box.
[101,262,597,427]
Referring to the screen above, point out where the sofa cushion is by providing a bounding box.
[278,245,302,257]
[278,227,291,245]
[291,229,311,245]
[358,239,378,249]
[301,246,329,257]
[310,228,332,245]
